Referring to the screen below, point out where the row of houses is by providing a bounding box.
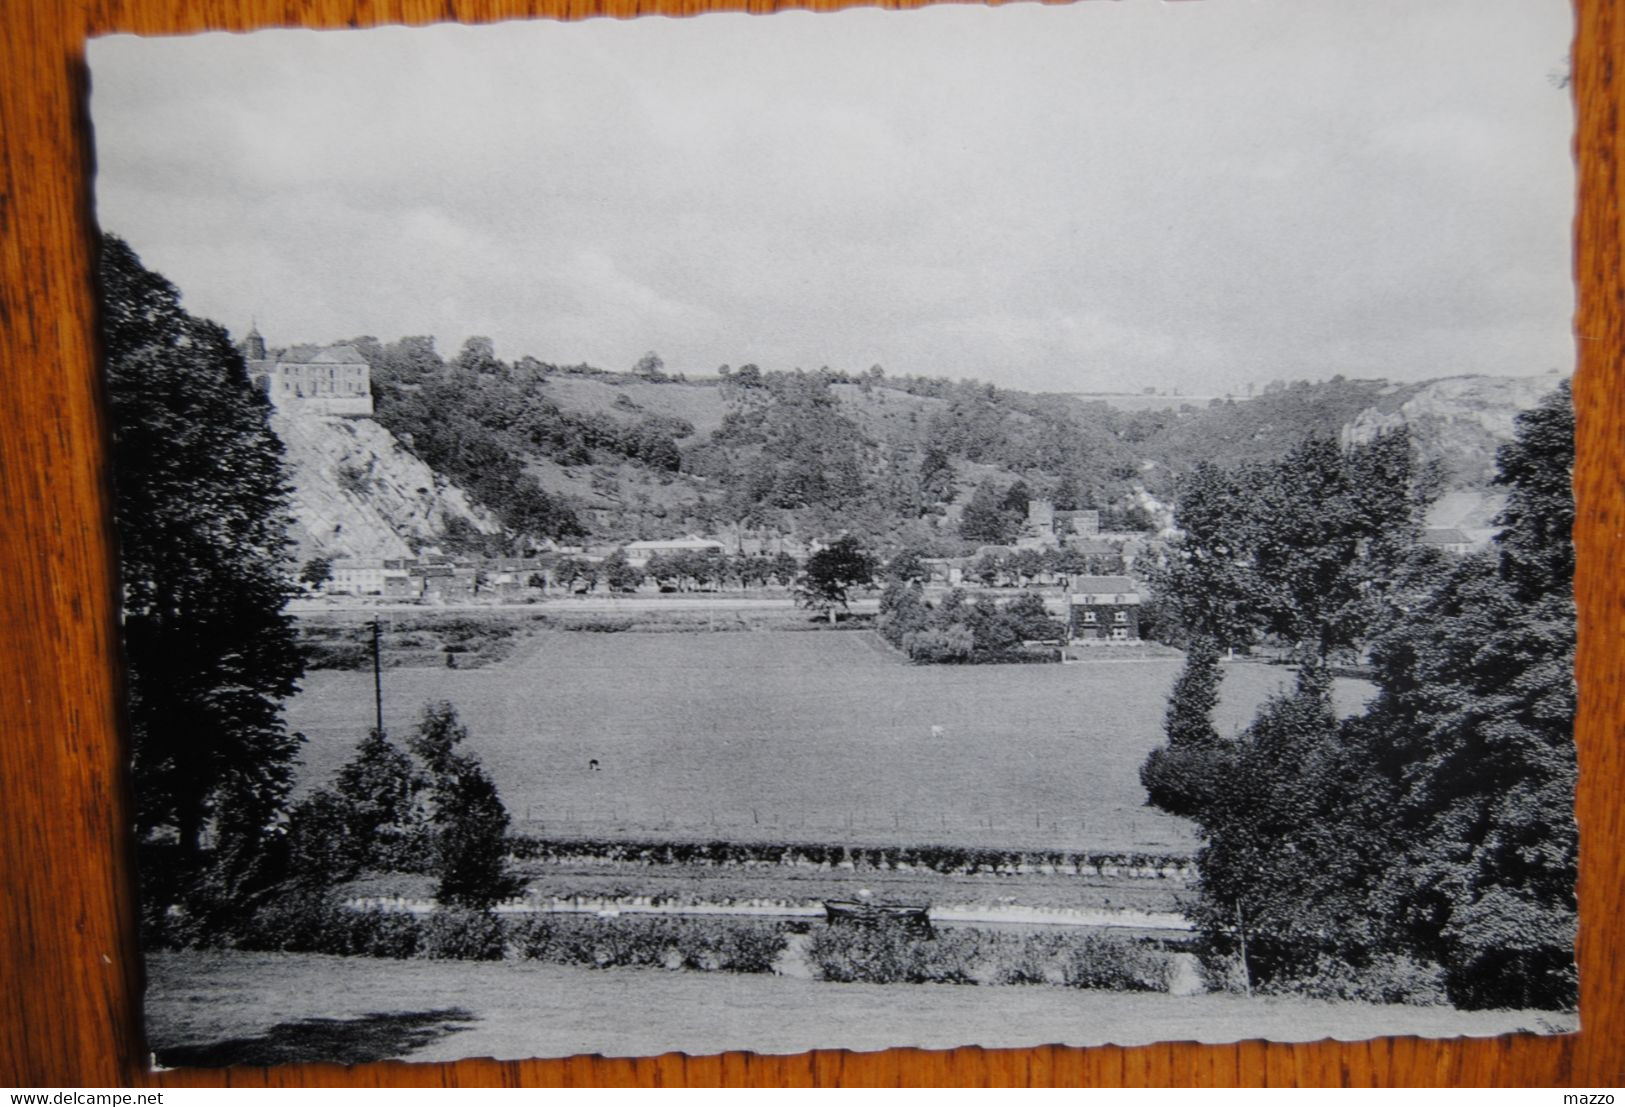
[324,557,551,600]
[316,553,1147,640]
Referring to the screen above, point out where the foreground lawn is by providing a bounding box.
[145,950,1573,1066]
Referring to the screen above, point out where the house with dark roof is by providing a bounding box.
[244,327,373,416]
[1421,528,1476,555]
[1067,575,1142,641]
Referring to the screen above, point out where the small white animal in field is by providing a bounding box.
[930,725,945,738]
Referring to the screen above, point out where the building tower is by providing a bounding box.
[244,323,267,362]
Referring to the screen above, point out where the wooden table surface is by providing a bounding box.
[3,0,1621,1088]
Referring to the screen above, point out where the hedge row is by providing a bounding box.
[806,926,1174,991]
[507,836,1192,877]
[227,893,789,972]
[223,891,1179,993]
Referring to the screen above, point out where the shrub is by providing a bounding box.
[423,906,506,960]
[509,914,787,973]
[233,890,348,953]
[986,932,1070,986]
[1267,953,1449,1006]
[674,918,787,973]
[1060,934,1173,992]
[806,925,984,985]
[1196,947,1251,995]
[302,641,372,671]
[904,624,976,664]
[338,908,424,959]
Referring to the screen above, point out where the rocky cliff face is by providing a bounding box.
[272,413,500,561]
[1342,374,1564,486]
[1341,372,1567,532]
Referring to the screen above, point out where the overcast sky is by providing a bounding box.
[89,1,1574,395]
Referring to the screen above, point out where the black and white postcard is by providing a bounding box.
[89,0,1579,1066]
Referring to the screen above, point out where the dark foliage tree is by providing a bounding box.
[101,235,306,905]
[1141,386,1577,1010]
[284,704,521,909]
[1138,636,1230,819]
[884,548,928,583]
[333,727,427,870]
[959,479,1022,544]
[552,556,597,592]
[1001,592,1065,641]
[918,444,957,505]
[796,536,877,622]
[601,549,645,592]
[1186,666,1399,987]
[1150,431,1430,658]
[299,556,334,591]
[770,551,801,586]
[430,752,522,907]
[633,350,666,380]
[455,335,504,375]
[406,702,522,907]
[283,727,427,890]
[1356,382,1577,1008]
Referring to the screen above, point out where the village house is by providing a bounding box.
[622,536,727,568]
[1421,527,1476,555]
[1016,499,1124,555]
[1067,575,1142,641]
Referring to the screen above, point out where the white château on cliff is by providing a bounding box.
[243,326,373,416]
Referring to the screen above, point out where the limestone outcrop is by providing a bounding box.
[271,412,499,561]
[1342,374,1562,488]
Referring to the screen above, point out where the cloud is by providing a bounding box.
[88,0,1575,393]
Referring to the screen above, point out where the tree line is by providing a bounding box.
[104,238,519,947]
[329,333,1403,558]
[1140,390,1576,1009]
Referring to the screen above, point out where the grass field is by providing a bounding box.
[145,950,1570,1064]
[284,628,1371,853]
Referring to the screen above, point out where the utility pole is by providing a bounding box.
[371,617,385,737]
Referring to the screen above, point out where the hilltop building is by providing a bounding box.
[243,327,373,416]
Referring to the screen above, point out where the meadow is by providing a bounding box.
[284,627,1372,854]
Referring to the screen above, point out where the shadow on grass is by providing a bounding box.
[156,1007,477,1068]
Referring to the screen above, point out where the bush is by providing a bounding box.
[806,926,1172,989]
[904,624,976,664]
[509,914,787,973]
[985,932,1070,986]
[338,908,425,959]
[302,641,372,671]
[423,906,506,960]
[673,919,786,973]
[1196,947,1251,995]
[233,890,348,953]
[1060,933,1173,992]
[1268,953,1449,1006]
[807,926,985,985]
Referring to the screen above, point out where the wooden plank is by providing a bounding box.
[1,0,1619,1087]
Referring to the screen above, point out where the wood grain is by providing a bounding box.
[2,0,1620,1088]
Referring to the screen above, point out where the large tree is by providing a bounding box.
[1358,382,1577,1008]
[795,536,877,623]
[101,235,306,891]
[1140,386,1577,1009]
[958,478,1022,544]
[1149,430,1431,658]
